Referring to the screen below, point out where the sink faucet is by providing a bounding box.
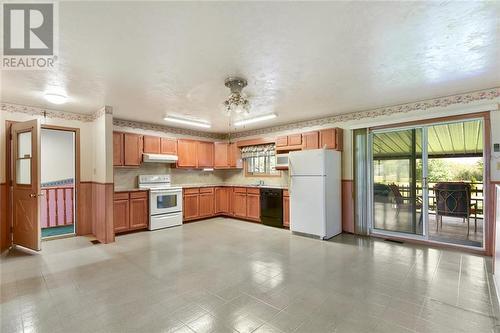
[258,180,265,186]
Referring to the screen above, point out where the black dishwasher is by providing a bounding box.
[260,188,283,228]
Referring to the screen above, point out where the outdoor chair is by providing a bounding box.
[434,182,477,237]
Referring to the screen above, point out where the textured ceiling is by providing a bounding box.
[1,1,499,132]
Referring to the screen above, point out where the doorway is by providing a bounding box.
[40,128,76,238]
[369,117,486,249]
[5,120,80,251]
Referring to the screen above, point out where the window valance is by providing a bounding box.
[240,144,276,159]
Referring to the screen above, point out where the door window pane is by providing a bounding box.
[16,131,32,185]
[372,128,423,235]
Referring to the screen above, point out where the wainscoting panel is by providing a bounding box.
[77,182,93,236]
[0,183,10,252]
[92,183,114,244]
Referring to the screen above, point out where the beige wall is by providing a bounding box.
[221,169,289,187]
[490,111,500,182]
[92,110,113,183]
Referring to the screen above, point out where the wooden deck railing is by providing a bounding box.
[41,186,74,228]
[394,182,484,217]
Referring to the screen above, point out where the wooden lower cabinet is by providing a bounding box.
[129,193,148,230]
[113,198,129,233]
[232,192,247,218]
[215,187,230,214]
[246,193,260,221]
[199,188,215,218]
[283,190,290,227]
[113,191,148,233]
[182,186,268,223]
[183,193,200,221]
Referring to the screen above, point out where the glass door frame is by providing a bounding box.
[368,124,429,241]
[367,116,487,251]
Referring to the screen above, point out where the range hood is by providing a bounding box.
[143,153,178,163]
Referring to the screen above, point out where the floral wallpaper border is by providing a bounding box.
[2,87,498,139]
[1,103,112,122]
[113,118,226,139]
[231,87,500,138]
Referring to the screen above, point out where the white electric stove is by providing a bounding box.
[138,175,183,230]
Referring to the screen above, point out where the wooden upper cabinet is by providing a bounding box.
[197,141,214,168]
[214,142,229,168]
[233,192,247,218]
[319,128,343,151]
[143,135,161,154]
[161,138,177,155]
[113,132,124,166]
[215,142,241,169]
[123,133,143,166]
[276,134,302,148]
[288,134,302,146]
[144,136,177,155]
[302,131,319,150]
[276,136,288,147]
[228,143,242,168]
[177,139,198,168]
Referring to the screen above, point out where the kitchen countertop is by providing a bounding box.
[114,187,149,192]
[114,184,288,192]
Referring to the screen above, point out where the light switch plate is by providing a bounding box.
[497,162,500,171]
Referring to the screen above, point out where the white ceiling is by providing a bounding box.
[2,1,499,132]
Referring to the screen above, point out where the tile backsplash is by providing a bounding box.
[113,163,288,189]
[113,163,225,189]
[221,169,289,187]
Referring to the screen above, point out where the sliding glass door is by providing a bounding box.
[369,118,485,249]
[371,127,426,236]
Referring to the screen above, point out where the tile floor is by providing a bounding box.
[1,217,499,333]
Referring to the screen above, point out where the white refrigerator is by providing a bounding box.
[289,149,342,239]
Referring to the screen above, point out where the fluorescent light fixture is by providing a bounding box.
[234,113,277,126]
[44,93,67,104]
[163,116,211,128]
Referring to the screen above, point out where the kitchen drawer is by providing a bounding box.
[283,190,289,197]
[114,192,129,200]
[199,187,214,194]
[234,187,247,193]
[246,188,260,194]
[130,191,148,199]
[184,188,200,195]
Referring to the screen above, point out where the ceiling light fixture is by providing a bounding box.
[163,115,211,128]
[223,77,250,116]
[44,93,67,104]
[233,113,277,127]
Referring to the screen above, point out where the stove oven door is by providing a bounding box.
[150,190,182,215]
